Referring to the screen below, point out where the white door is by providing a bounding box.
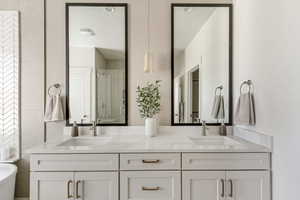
[69,67,92,123]
[187,65,200,123]
[226,171,270,200]
[120,171,181,200]
[30,172,74,200]
[74,172,118,200]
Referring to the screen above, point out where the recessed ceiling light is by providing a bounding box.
[105,7,115,13]
[184,7,193,13]
[80,28,95,36]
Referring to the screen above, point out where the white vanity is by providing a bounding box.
[28,134,271,200]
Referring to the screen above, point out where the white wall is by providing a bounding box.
[174,50,185,77]
[1,0,234,198]
[184,8,229,122]
[95,49,106,70]
[69,47,95,67]
[0,0,44,197]
[234,0,300,199]
[45,0,232,143]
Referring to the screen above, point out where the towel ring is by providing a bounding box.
[240,80,253,94]
[48,83,62,97]
[215,85,223,95]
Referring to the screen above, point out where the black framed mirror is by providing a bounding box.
[171,4,233,126]
[66,3,128,126]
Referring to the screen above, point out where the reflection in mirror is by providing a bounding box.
[172,4,232,125]
[66,4,127,125]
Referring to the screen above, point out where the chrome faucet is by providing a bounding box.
[90,121,97,136]
[201,120,209,136]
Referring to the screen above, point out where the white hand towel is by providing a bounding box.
[235,93,255,125]
[211,95,221,118]
[44,95,64,122]
[218,96,225,120]
[52,95,64,121]
[211,95,225,120]
[44,96,54,122]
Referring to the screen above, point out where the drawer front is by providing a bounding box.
[182,153,270,170]
[120,171,181,200]
[30,154,119,171]
[120,153,181,170]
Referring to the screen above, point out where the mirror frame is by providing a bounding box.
[171,3,233,126]
[65,3,128,126]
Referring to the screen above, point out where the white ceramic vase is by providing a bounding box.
[145,118,158,137]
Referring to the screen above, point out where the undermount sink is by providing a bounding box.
[57,137,112,147]
[189,136,242,146]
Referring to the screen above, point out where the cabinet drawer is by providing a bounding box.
[120,153,181,170]
[120,171,181,200]
[30,154,119,171]
[182,153,270,170]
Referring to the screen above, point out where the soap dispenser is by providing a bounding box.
[71,121,79,137]
[219,122,227,136]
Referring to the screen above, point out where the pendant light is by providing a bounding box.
[144,0,152,73]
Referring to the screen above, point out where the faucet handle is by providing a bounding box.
[90,121,98,136]
[89,121,96,129]
[201,120,209,129]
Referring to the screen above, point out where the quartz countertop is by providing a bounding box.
[27,133,271,154]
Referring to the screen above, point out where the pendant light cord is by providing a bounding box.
[144,0,151,73]
[147,0,150,51]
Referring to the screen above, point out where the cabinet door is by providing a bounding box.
[74,172,118,200]
[30,172,74,200]
[226,171,270,200]
[120,171,181,200]
[182,171,226,200]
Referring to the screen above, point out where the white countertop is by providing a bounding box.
[27,133,271,154]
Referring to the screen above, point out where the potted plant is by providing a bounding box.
[136,80,161,137]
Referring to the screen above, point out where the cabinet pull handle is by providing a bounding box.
[142,186,160,191]
[142,159,160,163]
[220,179,225,197]
[229,179,233,197]
[76,180,81,199]
[67,180,73,199]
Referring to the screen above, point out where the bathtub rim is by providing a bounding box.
[0,163,17,184]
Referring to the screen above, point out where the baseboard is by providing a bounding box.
[15,197,29,200]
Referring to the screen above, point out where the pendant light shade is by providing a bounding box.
[144,51,152,73]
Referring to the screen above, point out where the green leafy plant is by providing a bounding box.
[136,80,161,119]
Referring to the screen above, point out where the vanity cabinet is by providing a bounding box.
[30,172,74,200]
[182,171,226,200]
[182,171,270,200]
[181,153,270,200]
[120,171,181,200]
[31,171,118,200]
[225,171,270,200]
[30,154,119,171]
[120,153,181,170]
[30,153,271,200]
[74,172,118,200]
